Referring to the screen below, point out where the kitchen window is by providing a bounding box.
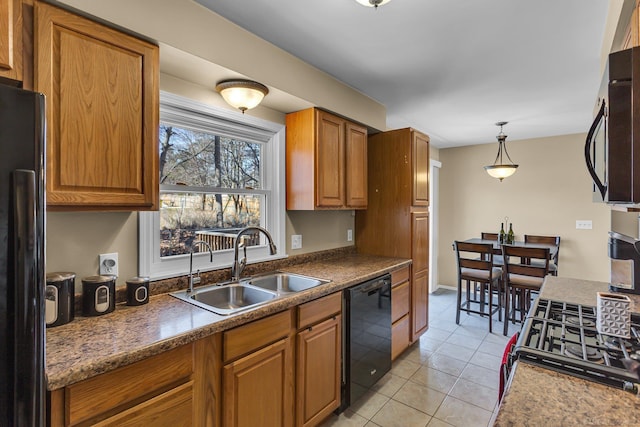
[139,92,286,280]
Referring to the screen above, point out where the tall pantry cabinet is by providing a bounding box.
[356,128,430,350]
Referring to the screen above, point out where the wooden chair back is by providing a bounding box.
[455,241,496,279]
[524,234,560,264]
[481,232,499,241]
[502,245,550,280]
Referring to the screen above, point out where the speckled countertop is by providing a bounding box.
[493,276,640,426]
[45,252,410,391]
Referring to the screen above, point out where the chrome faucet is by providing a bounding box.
[188,240,214,294]
[231,226,277,281]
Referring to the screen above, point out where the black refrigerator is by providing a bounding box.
[0,84,46,426]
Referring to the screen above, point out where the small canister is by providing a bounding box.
[45,272,76,327]
[126,276,149,306]
[82,275,116,316]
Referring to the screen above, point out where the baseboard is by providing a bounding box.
[433,284,456,292]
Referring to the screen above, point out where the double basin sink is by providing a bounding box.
[171,272,330,316]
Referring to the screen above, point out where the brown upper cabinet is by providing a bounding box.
[34,1,159,211]
[0,0,24,83]
[623,1,640,50]
[413,131,430,206]
[286,108,367,210]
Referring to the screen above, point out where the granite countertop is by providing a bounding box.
[493,276,640,426]
[45,252,410,390]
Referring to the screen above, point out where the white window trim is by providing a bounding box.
[139,92,287,280]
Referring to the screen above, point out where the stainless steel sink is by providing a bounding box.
[247,272,330,293]
[172,283,277,316]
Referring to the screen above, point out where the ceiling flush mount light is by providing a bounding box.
[355,0,392,9]
[484,121,519,181]
[215,79,269,113]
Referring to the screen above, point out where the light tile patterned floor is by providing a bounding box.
[320,288,521,427]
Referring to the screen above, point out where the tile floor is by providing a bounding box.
[320,288,522,427]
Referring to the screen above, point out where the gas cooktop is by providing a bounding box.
[514,298,640,393]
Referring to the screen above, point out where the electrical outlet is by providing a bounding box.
[99,252,119,276]
[576,220,593,230]
[291,234,302,250]
[347,229,353,242]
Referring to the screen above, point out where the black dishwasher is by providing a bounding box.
[340,274,392,411]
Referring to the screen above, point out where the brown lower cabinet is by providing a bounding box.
[222,310,294,427]
[391,267,411,360]
[48,343,207,427]
[49,292,344,427]
[296,293,342,427]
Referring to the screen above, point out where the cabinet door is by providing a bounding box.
[412,131,430,206]
[315,110,345,208]
[92,382,193,427]
[296,315,341,427]
[411,212,429,341]
[392,314,410,361]
[411,271,429,341]
[345,122,368,209]
[0,0,22,82]
[412,212,429,275]
[391,278,411,360]
[223,338,293,427]
[391,280,410,323]
[623,3,640,49]
[35,1,159,210]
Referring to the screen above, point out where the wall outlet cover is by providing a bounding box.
[291,234,302,250]
[576,220,593,230]
[99,252,119,276]
[347,229,353,242]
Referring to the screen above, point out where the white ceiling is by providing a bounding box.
[194,0,611,148]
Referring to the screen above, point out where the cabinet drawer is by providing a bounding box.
[392,267,410,287]
[391,281,410,323]
[67,344,193,426]
[224,309,292,363]
[392,315,411,361]
[92,381,193,427]
[298,292,342,330]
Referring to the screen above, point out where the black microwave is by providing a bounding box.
[585,46,640,204]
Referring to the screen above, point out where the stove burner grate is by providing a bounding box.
[563,343,603,362]
[514,298,640,393]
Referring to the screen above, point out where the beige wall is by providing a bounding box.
[437,133,611,288]
[45,73,356,288]
[58,0,386,130]
[44,1,388,286]
[46,209,355,291]
[47,212,138,291]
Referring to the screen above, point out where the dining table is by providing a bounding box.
[461,238,559,260]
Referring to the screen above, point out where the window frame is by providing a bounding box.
[139,91,286,280]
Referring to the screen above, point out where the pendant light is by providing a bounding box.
[355,0,392,9]
[215,79,269,113]
[484,121,518,181]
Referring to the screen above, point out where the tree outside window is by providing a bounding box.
[159,125,263,257]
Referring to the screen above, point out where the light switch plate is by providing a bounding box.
[347,229,353,242]
[291,234,302,250]
[576,220,593,230]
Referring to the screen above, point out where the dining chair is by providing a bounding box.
[481,232,499,240]
[481,232,504,266]
[523,235,560,276]
[501,244,550,335]
[454,241,503,333]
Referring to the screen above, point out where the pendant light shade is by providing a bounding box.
[355,0,392,8]
[215,79,269,113]
[484,122,518,181]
